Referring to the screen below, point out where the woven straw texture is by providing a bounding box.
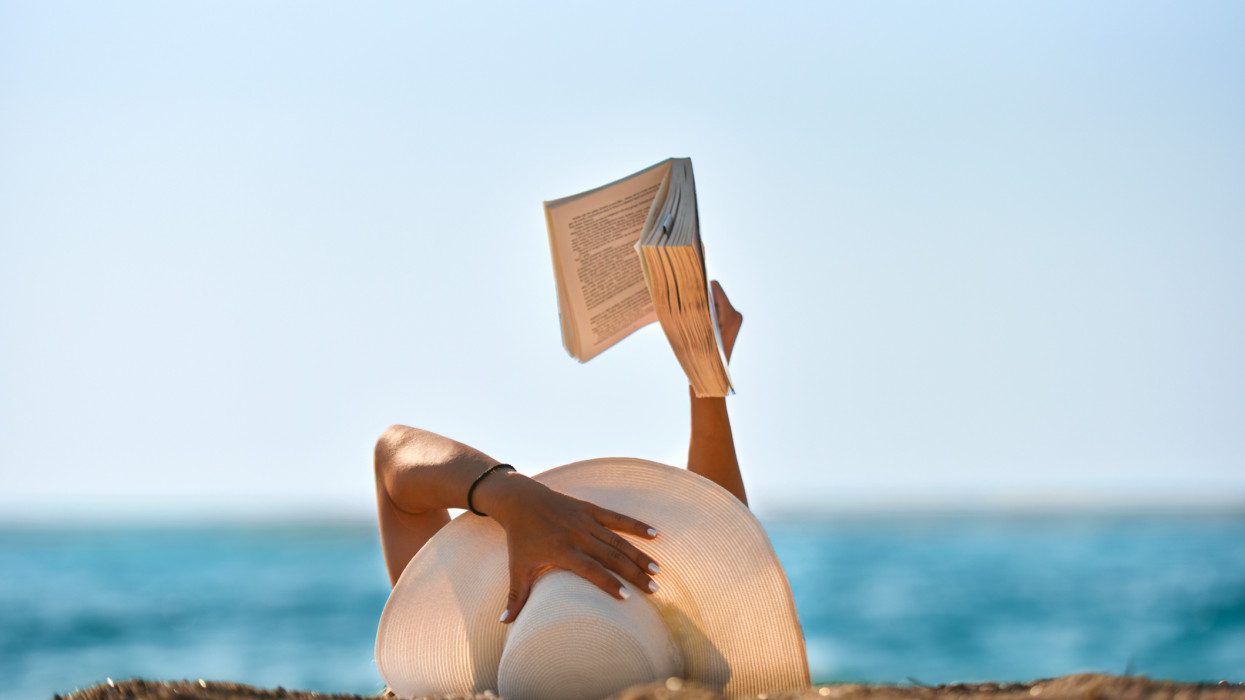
[375,458,810,699]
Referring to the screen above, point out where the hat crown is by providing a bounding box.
[498,572,683,700]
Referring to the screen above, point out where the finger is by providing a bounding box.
[566,552,632,601]
[709,281,741,352]
[502,565,534,625]
[589,507,663,573]
[590,504,658,540]
[585,530,659,593]
[711,281,735,317]
[590,524,660,577]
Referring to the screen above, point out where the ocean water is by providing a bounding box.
[1,514,1243,700]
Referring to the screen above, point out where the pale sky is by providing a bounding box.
[2,1,1243,519]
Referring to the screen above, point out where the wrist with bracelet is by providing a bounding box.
[467,463,516,517]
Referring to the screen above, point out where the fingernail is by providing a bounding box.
[647,528,658,537]
[648,562,661,575]
[648,580,659,593]
[499,610,510,623]
[619,587,631,600]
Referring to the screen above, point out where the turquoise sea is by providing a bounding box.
[2,513,1243,699]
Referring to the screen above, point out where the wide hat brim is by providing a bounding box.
[375,458,810,698]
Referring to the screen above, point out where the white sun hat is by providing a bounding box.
[375,458,810,700]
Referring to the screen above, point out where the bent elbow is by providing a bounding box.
[374,424,413,475]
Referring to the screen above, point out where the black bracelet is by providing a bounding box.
[467,463,516,517]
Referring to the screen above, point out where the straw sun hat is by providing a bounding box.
[375,457,810,700]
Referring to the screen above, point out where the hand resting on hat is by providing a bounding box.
[374,426,661,623]
[476,468,663,623]
[373,281,746,623]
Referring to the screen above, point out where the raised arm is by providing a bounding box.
[686,281,747,505]
[373,425,494,585]
[374,426,661,622]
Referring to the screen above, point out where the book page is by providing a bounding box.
[544,161,670,361]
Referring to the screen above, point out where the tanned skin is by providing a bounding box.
[373,281,746,624]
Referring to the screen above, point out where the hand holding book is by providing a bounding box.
[544,158,734,397]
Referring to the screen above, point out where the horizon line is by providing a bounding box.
[1,492,1242,527]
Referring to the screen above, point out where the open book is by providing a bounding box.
[543,158,732,397]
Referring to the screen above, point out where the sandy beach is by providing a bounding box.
[64,674,1245,700]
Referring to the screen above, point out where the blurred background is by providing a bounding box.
[2,1,1243,698]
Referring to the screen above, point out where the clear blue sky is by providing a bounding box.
[2,1,1243,519]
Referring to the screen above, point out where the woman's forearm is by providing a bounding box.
[685,281,747,505]
[686,391,748,505]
